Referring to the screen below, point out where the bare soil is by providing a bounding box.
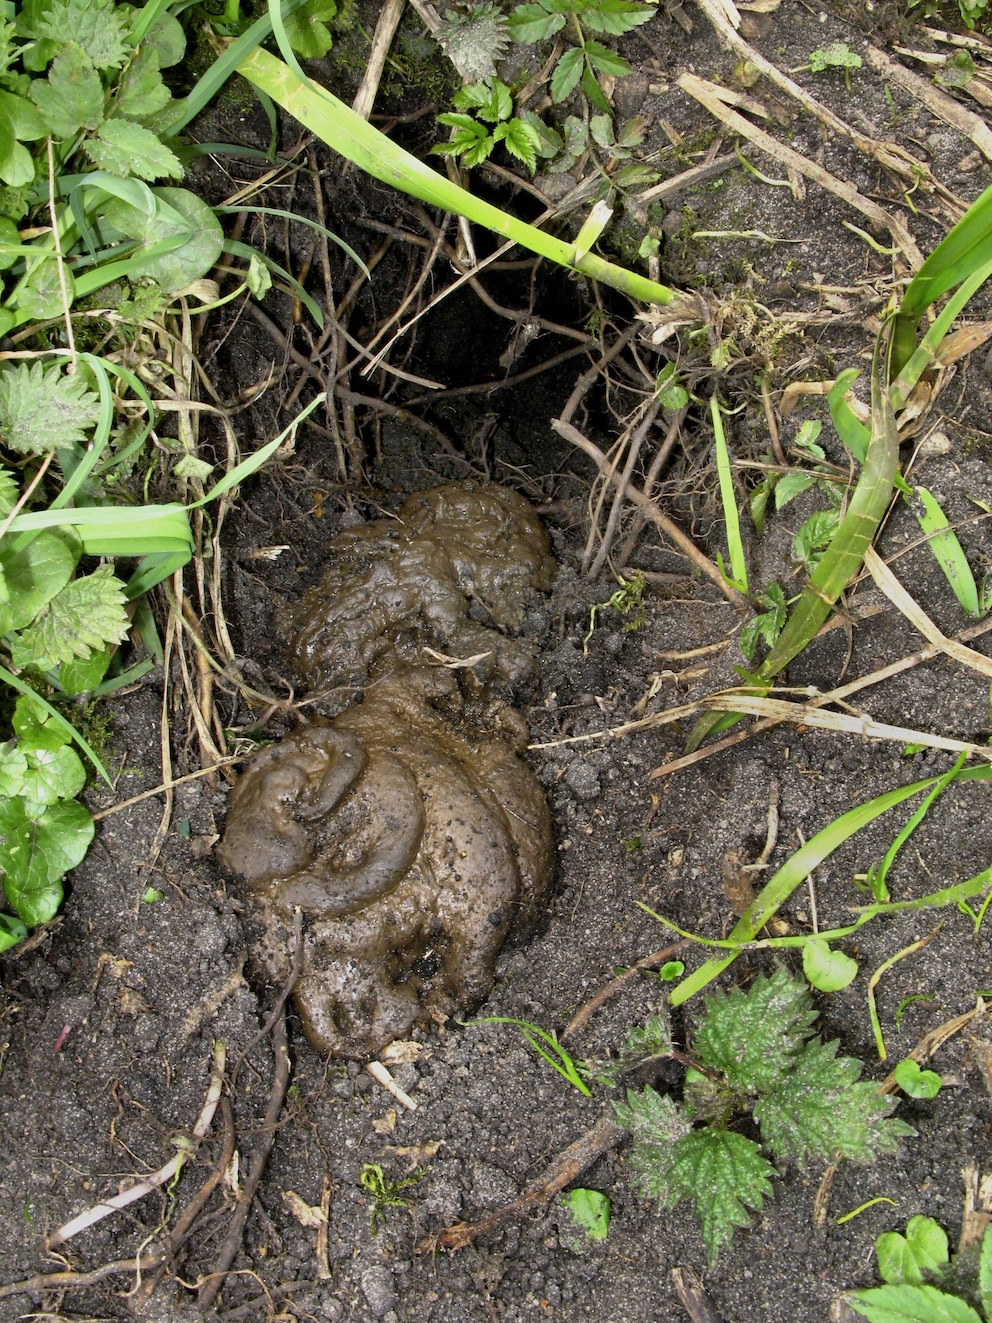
[2,2,992,1321]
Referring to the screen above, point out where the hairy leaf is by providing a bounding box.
[437,4,509,83]
[664,1129,774,1265]
[0,527,80,635]
[37,0,129,69]
[10,564,129,671]
[613,1085,688,1154]
[847,1283,983,1323]
[0,795,94,926]
[692,968,818,1094]
[754,1037,913,1166]
[85,118,183,180]
[0,361,101,455]
[29,43,104,137]
[876,1216,948,1286]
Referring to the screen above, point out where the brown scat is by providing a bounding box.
[218,484,556,1059]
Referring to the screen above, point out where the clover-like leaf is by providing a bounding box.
[693,968,819,1095]
[10,564,129,672]
[892,1059,942,1100]
[0,361,100,456]
[754,1037,914,1166]
[85,118,183,181]
[876,1216,948,1286]
[29,42,104,137]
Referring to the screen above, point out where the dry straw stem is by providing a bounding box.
[865,45,992,163]
[48,1043,226,1247]
[865,546,992,680]
[678,72,924,268]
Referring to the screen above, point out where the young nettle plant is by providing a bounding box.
[611,970,913,1264]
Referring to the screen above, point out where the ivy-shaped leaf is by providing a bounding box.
[0,795,94,926]
[10,564,129,671]
[0,740,27,797]
[693,968,819,1095]
[283,0,337,58]
[13,693,72,753]
[876,1216,948,1286]
[551,47,584,102]
[0,362,100,455]
[29,43,104,138]
[85,118,183,181]
[664,1130,774,1265]
[0,526,80,635]
[22,743,86,807]
[754,1037,914,1166]
[37,0,129,69]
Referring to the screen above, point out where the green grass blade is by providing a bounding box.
[669,763,992,1005]
[866,752,967,901]
[911,486,981,618]
[223,239,324,329]
[712,395,747,593]
[235,46,696,310]
[216,206,370,277]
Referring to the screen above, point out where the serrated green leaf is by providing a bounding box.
[876,1216,948,1286]
[496,118,540,173]
[590,112,613,149]
[283,0,337,58]
[0,740,27,796]
[775,470,820,509]
[802,937,858,991]
[665,1129,774,1264]
[581,61,612,112]
[29,43,104,137]
[22,742,86,805]
[754,1037,913,1166]
[793,506,841,573]
[551,47,584,103]
[0,361,101,456]
[693,968,818,1094]
[517,108,562,157]
[10,564,128,671]
[436,3,509,82]
[86,118,183,181]
[112,47,172,120]
[584,39,632,77]
[0,466,18,515]
[37,0,128,69]
[581,0,654,34]
[0,795,93,926]
[0,527,80,635]
[508,3,565,42]
[847,1283,983,1323]
[613,1085,688,1153]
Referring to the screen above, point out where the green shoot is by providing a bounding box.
[847,1217,991,1323]
[584,570,647,652]
[802,938,858,991]
[468,1016,593,1095]
[359,1163,423,1232]
[868,937,934,1061]
[892,1060,942,1100]
[863,752,967,902]
[808,42,863,90]
[712,395,748,593]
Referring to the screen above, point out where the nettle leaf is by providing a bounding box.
[508,3,566,43]
[847,1283,983,1323]
[585,39,632,78]
[551,47,584,103]
[85,118,183,181]
[581,0,655,35]
[876,1216,948,1286]
[613,1086,687,1198]
[754,1037,913,1166]
[37,0,129,70]
[693,968,818,1095]
[10,563,129,671]
[665,1129,774,1265]
[436,4,509,83]
[22,742,86,806]
[0,361,101,455]
[0,527,80,636]
[495,118,540,173]
[112,49,172,121]
[283,0,337,58]
[0,795,93,926]
[29,43,104,138]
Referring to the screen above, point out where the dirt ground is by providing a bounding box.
[2,1,992,1320]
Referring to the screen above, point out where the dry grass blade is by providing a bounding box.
[678,72,923,267]
[865,546,992,679]
[865,45,992,163]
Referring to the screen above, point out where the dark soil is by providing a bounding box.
[2,2,992,1321]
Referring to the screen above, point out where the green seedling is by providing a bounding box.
[468,1016,592,1095]
[868,938,932,1061]
[893,1059,943,1100]
[659,760,992,1006]
[803,937,859,992]
[584,570,646,652]
[659,960,685,981]
[847,1216,992,1323]
[739,582,787,664]
[359,1163,423,1233]
[808,42,862,89]
[433,79,542,174]
[712,395,748,593]
[909,0,989,29]
[560,1187,611,1247]
[612,969,912,1265]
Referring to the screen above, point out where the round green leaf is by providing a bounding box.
[893,1058,943,1100]
[802,937,858,991]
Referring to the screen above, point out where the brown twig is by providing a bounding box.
[562,941,692,1040]
[416,1116,624,1253]
[0,1255,167,1302]
[671,1265,728,1323]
